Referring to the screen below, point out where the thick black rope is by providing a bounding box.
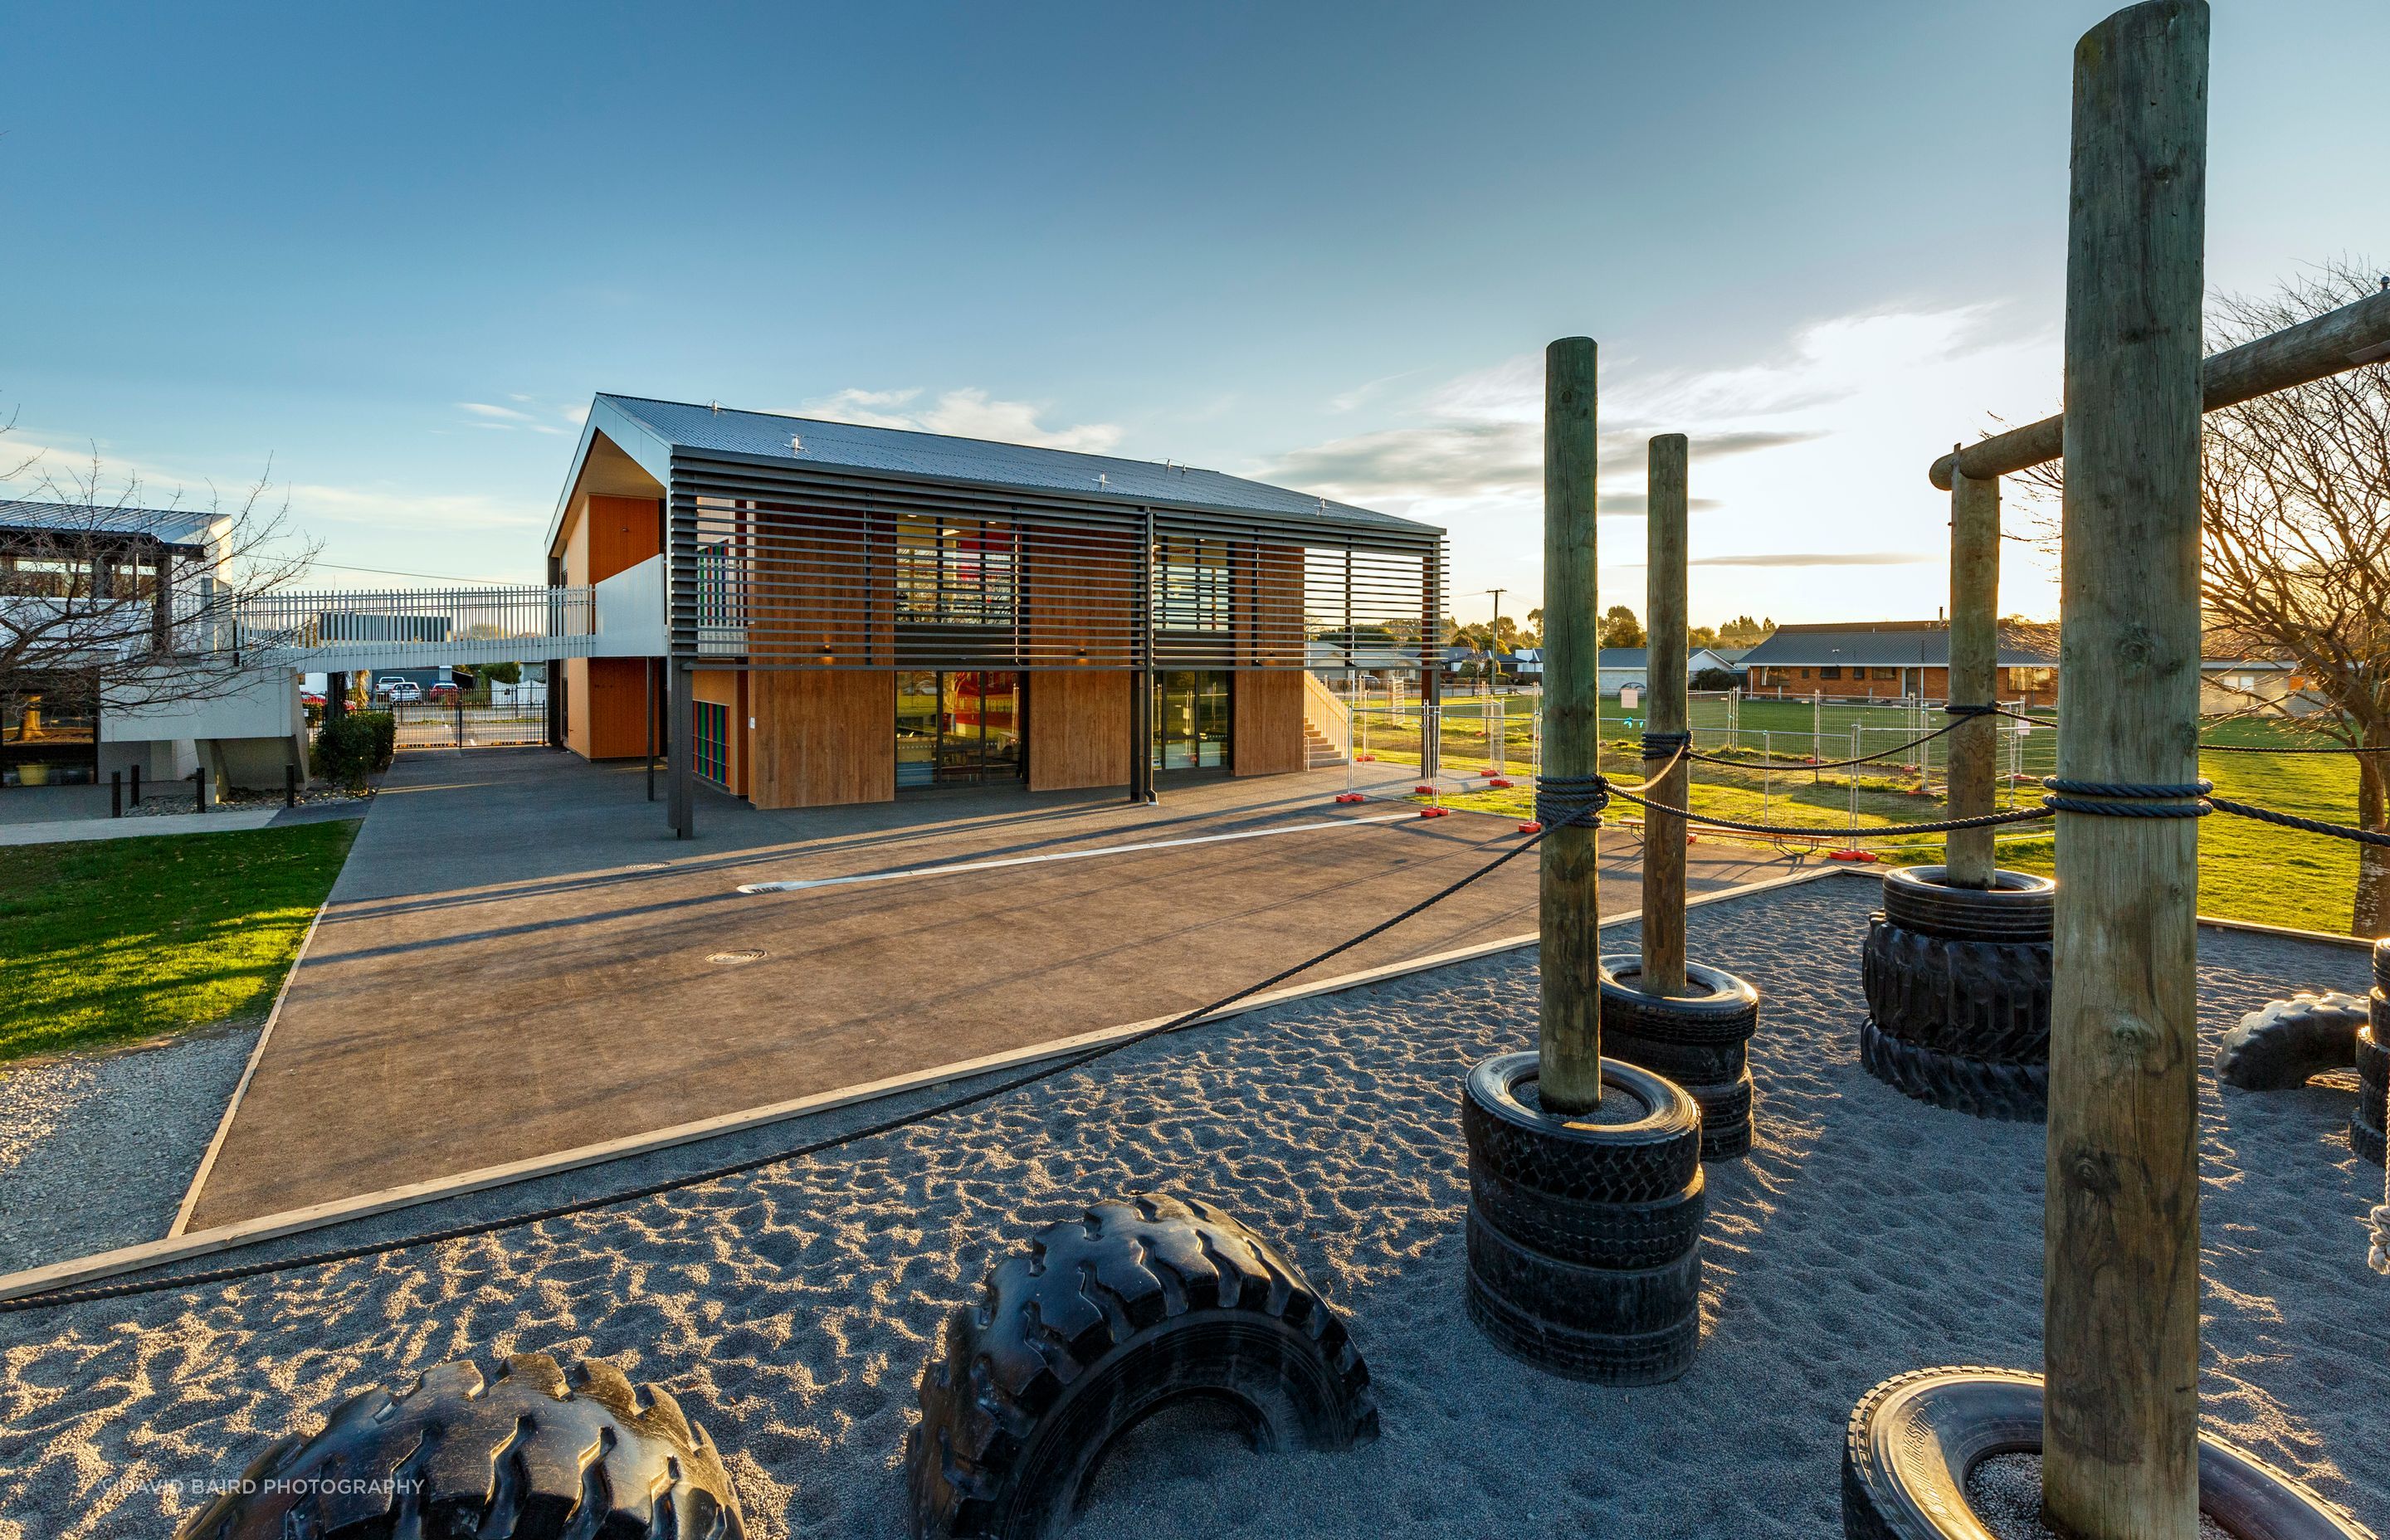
[2197,740,2390,754]
[1598,779,2047,840]
[0,820,1551,1317]
[2040,777,2212,819]
[2207,795,2390,848]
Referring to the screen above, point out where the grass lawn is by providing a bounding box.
[1415,712,2370,935]
[0,820,358,1064]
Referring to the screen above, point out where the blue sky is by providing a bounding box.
[6,1,2385,628]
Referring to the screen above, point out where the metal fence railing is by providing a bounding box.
[235,587,593,655]
[384,699,549,749]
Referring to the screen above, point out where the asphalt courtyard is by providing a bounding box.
[183,748,1789,1229]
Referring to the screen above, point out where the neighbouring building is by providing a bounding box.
[1737,620,2058,705]
[2201,657,2324,717]
[544,396,1447,826]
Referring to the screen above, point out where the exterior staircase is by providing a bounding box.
[1304,722,1347,768]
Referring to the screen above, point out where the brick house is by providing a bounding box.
[1737,620,2057,706]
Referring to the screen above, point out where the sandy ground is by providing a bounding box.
[0,1028,257,1274]
[0,875,2380,1539]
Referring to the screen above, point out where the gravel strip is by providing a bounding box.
[0,878,2380,1539]
[0,1027,259,1275]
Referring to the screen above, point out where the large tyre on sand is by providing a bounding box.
[1461,1052,1705,1384]
[1861,918,2051,1063]
[1859,1017,2046,1123]
[1880,865,2055,943]
[2217,992,2369,1090]
[1600,958,1762,1160]
[907,1195,1374,1540]
[1842,1365,2372,1540]
[2356,1025,2388,1168]
[1860,868,2053,1120]
[173,1353,745,1540]
[2375,939,2390,993]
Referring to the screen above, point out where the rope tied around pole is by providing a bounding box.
[2040,777,2212,819]
[1639,729,1691,760]
[1943,702,1999,718]
[1534,772,1612,830]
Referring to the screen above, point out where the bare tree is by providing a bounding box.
[2,424,319,720]
[2006,261,2390,936]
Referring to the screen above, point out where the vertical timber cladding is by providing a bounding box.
[672,449,1446,803]
[741,497,895,809]
[1022,523,1136,791]
[564,494,662,761]
[1232,541,1308,777]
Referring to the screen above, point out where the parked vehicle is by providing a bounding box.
[425,683,461,703]
[378,680,423,703]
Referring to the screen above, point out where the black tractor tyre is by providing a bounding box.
[1687,1073,1756,1160]
[2353,1118,2387,1167]
[1861,918,2051,1065]
[1859,1017,2046,1123]
[1842,1365,2372,1540]
[1601,1026,1749,1085]
[173,1353,746,1540]
[2358,1023,2388,1097]
[906,1194,1375,1540]
[1463,1216,1701,1386]
[1597,958,1760,1048]
[1463,1052,1704,1208]
[2375,939,2389,993]
[1467,1162,1705,1270]
[2215,992,2370,1090]
[1879,865,2055,943]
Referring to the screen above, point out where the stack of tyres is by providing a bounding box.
[2358,942,2389,1167]
[1860,865,2054,1122]
[1461,1053,1705,1383]
[1597,958,1763,1158]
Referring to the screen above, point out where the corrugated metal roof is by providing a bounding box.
[597,394,1436,534]
[1738,621,2054,670]
[0,499,225,548]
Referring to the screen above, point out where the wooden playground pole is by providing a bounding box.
[2045,4,2207,1537]
[1641,433,1690,996]
[1944,465,2001,888]
[1539,337,1603,1112]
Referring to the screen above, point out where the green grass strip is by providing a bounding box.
[0,820,359,1064]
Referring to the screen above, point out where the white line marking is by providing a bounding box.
[735,812,1417,894]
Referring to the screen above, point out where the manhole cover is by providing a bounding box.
[707,949,768,964]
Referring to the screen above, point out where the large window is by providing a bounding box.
[895,519,1016,626]
[896,671,1024,787]
[694,700,729,786]
[1153,670,1231,770]
[1155,539,1231,631]
[2,675,99,786]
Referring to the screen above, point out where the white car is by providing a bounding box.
[378,680,423,703]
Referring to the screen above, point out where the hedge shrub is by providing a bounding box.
[313,711,396,789]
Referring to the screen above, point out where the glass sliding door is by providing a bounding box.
[1153,670,1231,771]
[896,670,1024,788]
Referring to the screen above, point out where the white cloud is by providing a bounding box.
[458,399,573,436]
[457,402,533,422]
[796,387,1123,454]
[1251,305,2062,626]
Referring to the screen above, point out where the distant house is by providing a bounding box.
[1738,620,2057,705]
[2201,657,2324,717]
[1688,646,1747,681]
[1597,648,1647,694]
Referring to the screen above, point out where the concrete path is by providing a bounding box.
[0,802,362,846]
[183,748,1791,1228]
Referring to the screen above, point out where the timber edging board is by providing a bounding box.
[0,863,1845,1304]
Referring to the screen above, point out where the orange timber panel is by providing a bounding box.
[1027,671,1130,791]
[1022,524,1135,668]
[1232,670,1306,777]
[751,669,895,808]
[586,495,662,584]
[582,658,651,760]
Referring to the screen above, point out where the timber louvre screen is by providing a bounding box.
[665,454,1446,677]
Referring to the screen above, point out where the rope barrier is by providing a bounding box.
[2206,794,2390,848]
[0,816,1554,1317]
[2040,777,2212,819]
[2197,740,2390,754]
[1598,778,2049,840]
